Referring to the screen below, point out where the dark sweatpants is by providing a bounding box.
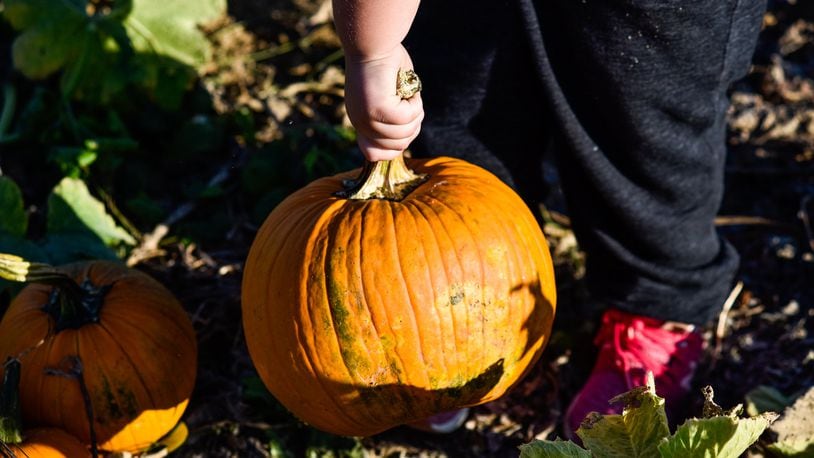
[404,0,767,325]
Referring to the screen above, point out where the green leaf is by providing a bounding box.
[304,429,364,458]
[266,430,295,458]
[0,234,48,262]
[39,233,119,265]
[0,176,28,236]
[4,0,81,29]
[49,147,99,178]
[5,0,130,103]
[59,24,131,101]
[576,387,671,458]
[123,0,226,109]
[519,439,593,457]
[124,0,225,67]
[11,21,83,79]
[745,385,793,417]
[3,0,38,28]
[47,177,136,247]
[5,0,225,104]
[5,0,88,79]
[522,383,775,458]
[131,55,195,110]
[767,386,814,457]
[658,414,775,458]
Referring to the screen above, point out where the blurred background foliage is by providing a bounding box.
[0,0,357,270]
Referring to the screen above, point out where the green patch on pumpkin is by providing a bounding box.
[116,383,139,419]
[98,375,124,422]
[327,277,369,377]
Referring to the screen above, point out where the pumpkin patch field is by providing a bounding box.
[0,0,812,456]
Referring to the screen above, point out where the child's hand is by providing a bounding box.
[344,44,424,162]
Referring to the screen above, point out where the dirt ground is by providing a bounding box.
[132,0,814,456]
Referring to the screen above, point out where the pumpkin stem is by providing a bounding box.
[337,155,427,200]
[0,254,78,289]
[0,358,24,445]
[0,254,108,331]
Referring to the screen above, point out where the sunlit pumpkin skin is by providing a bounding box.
[4,427,89,457]
[0,261,197,453]
[242,156,557,436]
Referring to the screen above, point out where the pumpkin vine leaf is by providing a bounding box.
[519,439,592,457]
[3,0,226,106]
[47,177,137,248]
[744,384,793,417]
[0,176,124,271]
[521,378,778,458]
[576,381,670,458]
[0,176,28,237]
[659,412,778,458]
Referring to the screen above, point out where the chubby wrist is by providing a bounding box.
[343,46,402,66]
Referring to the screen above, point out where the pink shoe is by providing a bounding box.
[407,408,470,434]
[563,308,704,439]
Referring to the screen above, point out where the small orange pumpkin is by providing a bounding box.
[1,359,90,457]
[0,257,197,453]
[2,427,90,458]
[242,156,557,436]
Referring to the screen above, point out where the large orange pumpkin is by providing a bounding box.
[0,258,197,453]
[242,156,556,436]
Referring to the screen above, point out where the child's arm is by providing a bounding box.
[332,0,423,161]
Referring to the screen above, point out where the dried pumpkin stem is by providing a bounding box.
[0,254,108,331]
[338,155,427,200]
[0,358,24,445]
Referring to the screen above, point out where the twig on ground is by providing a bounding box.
[712,281,745,367]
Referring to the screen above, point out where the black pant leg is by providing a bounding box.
[521,0,766,324]
[405,1,550,202]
